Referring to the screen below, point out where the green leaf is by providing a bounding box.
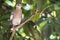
[31,14,41,22]
[37,20,48,31]
[54,4,60,10]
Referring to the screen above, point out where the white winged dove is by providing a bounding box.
[10,4,22,30]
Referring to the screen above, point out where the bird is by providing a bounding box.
[10,4,22,31]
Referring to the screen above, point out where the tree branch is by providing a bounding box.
[9,9,44,40]
[9,10,39,40]
[9,6,49,40]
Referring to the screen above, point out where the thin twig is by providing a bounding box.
[9,30,15,40]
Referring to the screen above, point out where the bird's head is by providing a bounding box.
[16,4,22,9]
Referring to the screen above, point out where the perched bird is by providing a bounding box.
[10,4,22,30]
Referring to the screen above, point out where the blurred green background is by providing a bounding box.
[0,0,60,40]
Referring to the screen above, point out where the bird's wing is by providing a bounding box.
[10,12,14,21]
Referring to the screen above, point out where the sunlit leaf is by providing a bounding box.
[51,11,56,17]
[31,14,41,22]
[17,28,26,37]
[47,0,50,4]
[5,0,16,7]
[12,0,16,7]
[37,20,47,31]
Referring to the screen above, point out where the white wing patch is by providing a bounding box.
[10,12,14,20]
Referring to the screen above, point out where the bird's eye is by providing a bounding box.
[17,4,21,6]
[18,4,20,6]
[16,4,22,8]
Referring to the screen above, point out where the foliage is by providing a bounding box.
[0,0,60,40]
